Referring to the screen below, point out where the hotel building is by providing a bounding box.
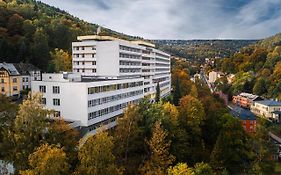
[31,35,171,134]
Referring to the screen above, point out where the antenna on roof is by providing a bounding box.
[97,26,102,35]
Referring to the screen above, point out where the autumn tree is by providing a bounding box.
[139,122,175,175]
[168,163,194,175]
[75,130,122,175]
[50,48,72,72]
[20,144,69,175]
[7,93,49,171]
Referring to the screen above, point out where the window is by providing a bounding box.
[53,99,60,106]
[82,69,85,73]
[92,46,95,50]
[82,62,85,65]
[13,78,17,83]
[92,69,96,73]
[25,77,28,82]
[1,87,4,92]
[42,98,46,105]
[92,54,95,58]
[82,54,85,58]
[53,86,60,94]
[54,111,60,117]
[1,79,4,83]
[92,61,96,65]
[77,69,80,72]
[13,86,17,91]
[82,46,85,50]
[77,62,79,65]
[39,85,46,93]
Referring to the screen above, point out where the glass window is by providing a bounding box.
[53,99,60,106]
[39,85,46,93]
[53,86,60,94]
[13,78,17,83]
[42,98,46,105]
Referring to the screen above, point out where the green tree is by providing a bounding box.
[193,162,214,175]
[31,28,50,70]
[20,144,69,175]
[173,77,181,105]
[75,130,122,175]
[155,82,160,102]
[210,115,253,174]
[139,122,175,175]
[253,78,267,96]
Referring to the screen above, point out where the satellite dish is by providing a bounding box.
[97,26,102,35]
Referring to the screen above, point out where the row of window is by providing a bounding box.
[156,53,170,59]
[119,45,141,53]
[119,61,141,66]
[42,98,60,106]
[88,81,143,94]
[119,68,141,73]
[88,116,117,131]
[73,53,96,58]
[75,69,97,73]
[120,53,141,59]
[73,46,96,51]
[39,85,60,94]
[88,90,143,107]
[22,77,29,82]
[88,99,140,120]
[74,61,96,66]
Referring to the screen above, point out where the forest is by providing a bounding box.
[0,0,139,72]
[214,33,281,100]
[0,60,276,175]
[154,40,257,63]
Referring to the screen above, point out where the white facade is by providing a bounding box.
[251,100,281,122]
[31,35,171,134]
[31,73,144,133]
[72,36,171,100]
[208,71,218,83]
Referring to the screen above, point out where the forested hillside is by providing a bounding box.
[0,0,139,71]
[154,40,257,62]
[215,33,281,100]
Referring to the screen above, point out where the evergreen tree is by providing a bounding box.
[155,82,160,103]
[173,77,181,106]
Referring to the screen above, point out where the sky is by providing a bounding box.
[39,0,281,40]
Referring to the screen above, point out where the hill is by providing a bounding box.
[215,33,281,100]
[154,40,257,62]
[0,0,140,71]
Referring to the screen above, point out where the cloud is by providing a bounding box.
[39,0,281,39]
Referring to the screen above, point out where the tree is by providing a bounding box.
[50,48,72,72]
[179,95,205,135]
[20,144,69,175]
[114,105,145,174]
[168,163,194,175]
[75,130,122,175]
[193,162,214,175]
[7,93,49,171]
[210,115,254,174]
[253,78,267,96]
[31,28,50,70]
[139,122,175,175]
[173,77,181,105]
[155,82,160,102]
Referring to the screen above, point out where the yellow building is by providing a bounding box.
[0,64,21,97]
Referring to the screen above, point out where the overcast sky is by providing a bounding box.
[39,0,281,40]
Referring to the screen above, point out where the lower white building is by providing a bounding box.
[31,73,144,134]
[251,100,281,122]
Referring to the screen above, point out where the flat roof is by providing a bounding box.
[255,100,281,106]
[77,35,155,48]
[231,106,256,120]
